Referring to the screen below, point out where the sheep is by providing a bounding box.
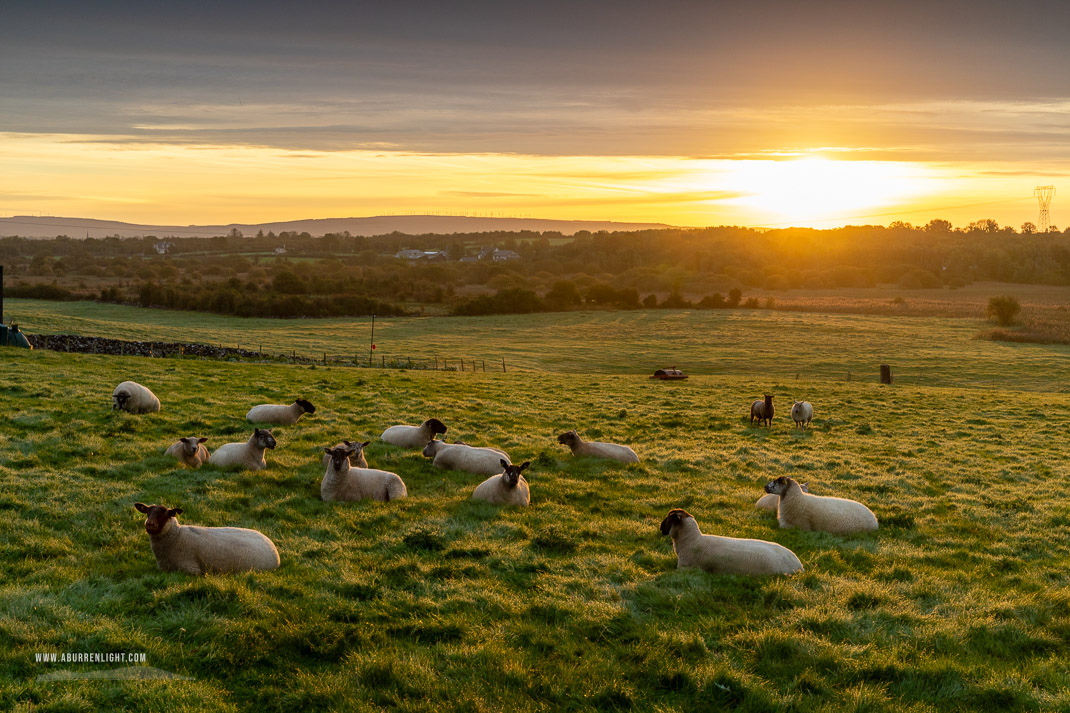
[133,502,279,575]
[112,381,160,414]
[380,418,448,448]
[556,430,639,463]
[472,460,531,506]
[750,394,774,427]
[791,400,814,429]
[321,445,407,502]
[764,476,878,534]
[165,437,210,468]
[422,439,510,475]
[208,428,277,470]
[755,481,809,511]
[659,508,803,576]
[321,440,369,468]
[245,398,315,425]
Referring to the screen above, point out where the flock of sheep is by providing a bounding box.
[112,379,876,578]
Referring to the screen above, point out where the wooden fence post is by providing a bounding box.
[502,357,506,373]
[880,364,893,384]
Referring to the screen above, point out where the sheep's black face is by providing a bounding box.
[297,399,315,414]
[500,461,529,488]
[134,502,182,535]
[255,429,277,449]
[325,446,352,470]
[556,431,576,446]
[764,476,790,495]
[659,508,691,536]
[113,391,129,410]
[427,418,447,435]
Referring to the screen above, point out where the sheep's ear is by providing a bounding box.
[134,502,150,513]
[197,437,208,444]
[360,441,371,448]
[167,508,183,517]
[518,461,531,472]
[254,428,261,435]
[500,459,509,469]
[323,446,333,453]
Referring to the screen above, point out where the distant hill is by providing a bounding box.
[0,215,674,239]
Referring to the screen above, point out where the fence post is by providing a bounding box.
[880,364,893,384]
[323,351,327,365]
[482,360,486,373]
[502,357,506,373]
[460,359,465,372]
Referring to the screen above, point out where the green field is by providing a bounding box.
[3,303,1070,711]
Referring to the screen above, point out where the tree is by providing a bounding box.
[1021,222,1036,235]
[728,287,743,307]
[986,295,1020,326]
[924,219,952,234]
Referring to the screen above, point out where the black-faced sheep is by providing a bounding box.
[556,430,638,463]
[380,418,448,448]
[133,502,280,575]
[755,481,809,511]
[422,439,511,475]
[750,394,774,427]
[246,399,315,425]
[764,476,878,534]
[112,381,160,414]
[208,428,277,470]
[165,437,209,468]
[321,445,407,502]
[321,440,370,468]
[472,460,531,506]
[791,400,814,429]
[660,508,803,576]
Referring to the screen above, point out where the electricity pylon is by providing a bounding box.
[1035,185,1055,233]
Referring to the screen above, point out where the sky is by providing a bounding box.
[2,0,1069,230]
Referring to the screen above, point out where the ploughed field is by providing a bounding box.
[2,304,1070,712]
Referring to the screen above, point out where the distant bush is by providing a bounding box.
[986,295,1021,326]
[452,288,544,316]
[3,282,78,300]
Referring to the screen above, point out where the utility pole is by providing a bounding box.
[369,314,376,365]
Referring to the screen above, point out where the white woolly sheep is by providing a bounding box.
[764,476,878,535]
[112,381,160,414]
[556,430,638,463]
[380,418,448,448]
[165,437,210,468]
[750,394,774,427]
[755,481,809,511]
[133,502,280,575]
[208,428,277,471]
[422,439,511,475]
[321,445,407,502]
[246,398,315,425]
[660,509,803,576]
[791,401,814,429]
[472,460,531,506]
[321,440,370,468]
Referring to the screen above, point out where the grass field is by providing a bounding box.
[3,304,1070,711]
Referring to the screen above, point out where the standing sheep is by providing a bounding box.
[472,460,531,506]
[764,476,878,534]
[422,439,511,475]
[208,428,277,471]
[165,437,210,468]
[321,445,407,502]
[791,401,814,429]
[380,418,448,448]
[112,381,160,414]
[755,481,809,511]
[246,398,315,425]
[556,430,638,463]
[321,440,370,468]
[133,502,280,575]
[660,509,803,576]
[750,394,774,427]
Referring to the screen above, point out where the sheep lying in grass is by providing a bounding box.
[750,394,774,427]
[660,508,802,576]
[208,428,277,470]
[556,430,639,463]
[791,400,814,429]
[321,445,407,502]
[423,439,510,475]
[764,476,878,534]
[381,418,448,448]
[755,481,808,511]
[472,460,531,506]
[165,437,210,468]
[246,399,315,425]
[112,381,160,414]
[321,440,369,468]
[133,502,279,575]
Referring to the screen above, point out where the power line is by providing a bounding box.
[748,196,1034,230]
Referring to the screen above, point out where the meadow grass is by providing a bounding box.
[2,342,1070,712]
[10,298,1070,391]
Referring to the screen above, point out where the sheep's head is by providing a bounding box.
[324,445,354,470]
[425,418,447,436]
[764,475,797,496]
[659,508,693,537]
[556,430,579,447]
[500,460,529,488]
[180,437,208,455]
[112,390,130,410]
[253,428,277,450]
[134,502,182,535]
[296,399,316,414]
[422,440,442,458]
[764,394,774,404]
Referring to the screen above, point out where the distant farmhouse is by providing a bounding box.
[395,246,520,263]
[275,245,287,255]
[154,240,174,255]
